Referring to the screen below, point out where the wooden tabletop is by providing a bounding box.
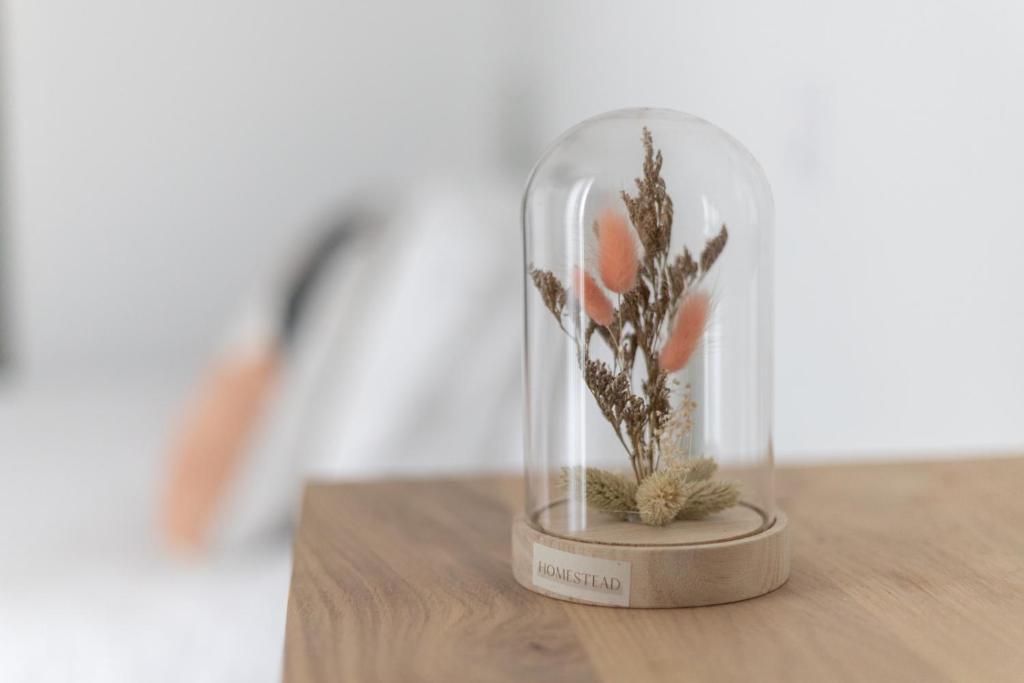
[284,457,1024,682]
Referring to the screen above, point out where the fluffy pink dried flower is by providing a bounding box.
[596,209,638,293]
[572,266,614,326]
[659,290,710,372]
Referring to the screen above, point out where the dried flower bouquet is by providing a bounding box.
[530,127,740,526]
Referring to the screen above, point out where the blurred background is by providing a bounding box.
[1,1,1022,680]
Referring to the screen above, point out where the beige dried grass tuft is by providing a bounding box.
[665,455,717,482]
[635,469,687,526]
[560,467,637,517]
[677,479,742,520]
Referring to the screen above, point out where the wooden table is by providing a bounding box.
[284,457,1024,682]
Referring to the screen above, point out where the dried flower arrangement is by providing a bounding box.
[529,127,740,526]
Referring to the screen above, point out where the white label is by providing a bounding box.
[532,543,631,607]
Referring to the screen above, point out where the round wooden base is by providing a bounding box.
[512,510,790,608]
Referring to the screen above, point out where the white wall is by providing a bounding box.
[5,0,1024,459]
[5,0,522,374]
[524,0,1024,458]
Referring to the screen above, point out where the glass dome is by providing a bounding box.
[522,108,774,547]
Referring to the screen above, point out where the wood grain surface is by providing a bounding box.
[284,457,1024,682]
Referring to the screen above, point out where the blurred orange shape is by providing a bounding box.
[163,350,278,552]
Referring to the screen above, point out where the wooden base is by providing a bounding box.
[536,499,770,545]
[512,508,790,608]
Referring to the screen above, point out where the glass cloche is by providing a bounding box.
[519,108,777,568]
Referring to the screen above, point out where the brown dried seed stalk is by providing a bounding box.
[529,267,566,320]
[584,359,631,424]
[667,248,698,302]
[699,225,729,274]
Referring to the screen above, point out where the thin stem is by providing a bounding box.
[559,312,637,468]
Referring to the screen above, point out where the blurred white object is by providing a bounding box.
[215,179,523,546]
[0,179,524,679]
[0,179,522,680]
[0,376,290,682]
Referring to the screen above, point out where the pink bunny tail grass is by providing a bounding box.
[659,290,710,372]
[572,266,614,326]
[597,208,638,293]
